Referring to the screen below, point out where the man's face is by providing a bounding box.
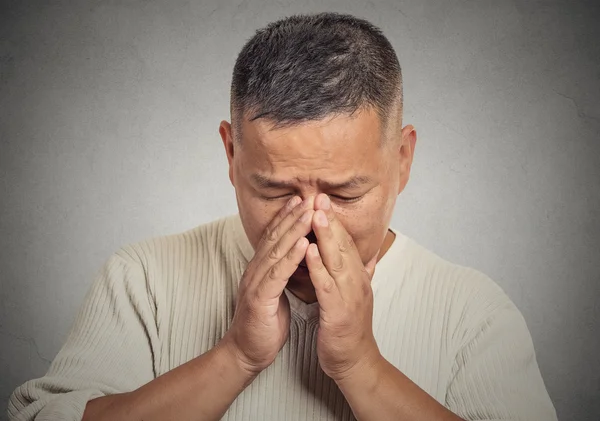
[220,106,415,283]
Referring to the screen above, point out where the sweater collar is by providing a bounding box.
[230,213,256,263]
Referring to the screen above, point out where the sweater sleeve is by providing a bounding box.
[444,279,557,421]
[7,249,158,421]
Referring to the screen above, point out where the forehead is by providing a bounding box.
[238,108,386,176]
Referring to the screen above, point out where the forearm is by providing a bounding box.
[336,355,464,421]
[82,339,257,421]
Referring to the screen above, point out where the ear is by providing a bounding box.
[219,120,235,186]
[397,124,417,194]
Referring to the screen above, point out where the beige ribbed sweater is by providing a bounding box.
[8,213,557,421]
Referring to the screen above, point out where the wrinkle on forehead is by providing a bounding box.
[250,172,374,190]
[246,107,381,146]
[236,107,390,182]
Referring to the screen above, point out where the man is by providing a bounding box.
[8,12,557,421]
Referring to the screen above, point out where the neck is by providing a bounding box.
[377,228,396,262]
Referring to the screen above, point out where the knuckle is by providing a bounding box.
[332,256,344,272]
[323,278,335,293]
[339,235,355,254]
[252,283,264,300]
[267,225,280,242]
[291,201,306,217]
[293,209,311,228]
[260,227,270,242]
[267,264,280,280]
[250,283,269,306]
[346,234,356,249]
[268,242,282,260]
[338,242,350,254]
[285,246,299,262]
[251,281,263,297]
[278,202,291,216]
[290,218,303,233]
[262,224,279,243]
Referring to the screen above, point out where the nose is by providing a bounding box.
[300,194,316,210]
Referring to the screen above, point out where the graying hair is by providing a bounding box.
[230,12,403,141]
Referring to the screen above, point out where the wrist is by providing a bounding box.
[215,336,262,384]
[335,349,385,394]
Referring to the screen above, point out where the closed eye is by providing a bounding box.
[330,194,364,203]
[262,194,364,203]
[262,193,293,201]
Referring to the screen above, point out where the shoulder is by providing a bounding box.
[91,215,240,301]
[112,214,238,269]
[396,231,508,300]
[390,230,519,345]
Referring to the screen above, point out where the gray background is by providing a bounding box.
[1,0,598,420]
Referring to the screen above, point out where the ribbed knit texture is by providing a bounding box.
[7,213,557,421]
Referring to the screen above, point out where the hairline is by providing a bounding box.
[230,96,402,147]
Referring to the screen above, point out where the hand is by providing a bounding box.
[305,193,382,383]
[221,196,314,375]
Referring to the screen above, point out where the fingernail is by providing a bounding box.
[321,194,331,210]
[309,244,319,257]
[288,196,301,209]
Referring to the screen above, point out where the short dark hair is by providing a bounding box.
[230,12,402,141]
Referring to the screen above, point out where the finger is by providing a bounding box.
[314,194,360,262]
[305,243,339,310]
[254,196,312,263]
[256,236,309,300]
[253,208,315,283]
[241,196,310,294]
[311,209,345,277]
[257,195,301,248]
[269,195,302,232]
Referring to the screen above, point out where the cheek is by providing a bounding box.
[334,194,388,229]
[333,195,392,253]
[334,209,370,234]
[238,194,285,248]
[333,204,378,243]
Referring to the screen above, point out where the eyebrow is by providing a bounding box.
[250,173,373,190]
